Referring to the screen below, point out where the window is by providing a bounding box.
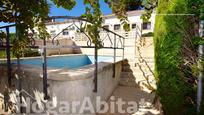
[63,29,69,35]
[142,22,151,30]
[132,23,136,29]
[114,24,120,30]
[103,25,109,30]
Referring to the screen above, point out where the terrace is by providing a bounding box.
[0,16,159,114]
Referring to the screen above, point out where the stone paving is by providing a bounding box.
[98,86,162,115]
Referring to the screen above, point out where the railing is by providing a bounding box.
[0,24,41,112]
[0,24,15,87]
[49,16,125,50]
[0,16,127,109]
[46,16,126,91]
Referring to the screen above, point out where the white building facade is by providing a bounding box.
[102,10,155,37]
[34,10,156,57]
[43,10,155,40]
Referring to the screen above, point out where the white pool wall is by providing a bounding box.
[0,56,123,114]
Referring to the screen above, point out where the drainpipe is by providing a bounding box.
[197,44,204,113]
[197,20,204,113]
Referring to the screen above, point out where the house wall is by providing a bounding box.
[41,10,155,40]
[35,39,81,55]
[33,10,156,59]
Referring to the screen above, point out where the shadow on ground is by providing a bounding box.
[98,86,161,115]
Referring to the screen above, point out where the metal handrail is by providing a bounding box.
[48,16,125,49]
[0,24,16,29]
[0,15,127,103]
[49,16,125,39]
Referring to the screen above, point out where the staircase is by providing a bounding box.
[100,38,162,114]
[119,37,156,92]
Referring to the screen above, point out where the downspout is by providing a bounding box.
[197,20,204,113]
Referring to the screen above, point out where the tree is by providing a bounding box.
[126,0,143,11]
[0,0,137,52]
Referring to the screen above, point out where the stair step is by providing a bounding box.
[123,60,136,65]
[120,76,154,82]
[134,67,154,73]
[122,68,133,72]
[136,49,154,53]
[122,63,154,69]
[120,72,134,77]
[119,80,156,87]
[121,71,154,76]
[119,80,138,87]
[120,56,155,88]
[135,56,154,59]
[123,63,154,69]
[122,67,154,73]
[120,75,155,82]
[120,77,136,82]
[122,65,133,72]
[120,75,155,81]
[122,58,154,63]
[135,59,154,63]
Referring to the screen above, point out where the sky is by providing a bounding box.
[0,0,112,30]
[49,0,112,16]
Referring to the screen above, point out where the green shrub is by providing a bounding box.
[154,0,201,114]
[0,50,16,58]
[192,36,204,46]
[23,49,40,57]
[0,49,40,58]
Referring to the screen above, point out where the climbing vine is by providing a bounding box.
[0,0,136,52]
[0,0,157,51]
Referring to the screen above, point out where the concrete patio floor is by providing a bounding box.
[98,86,162,115]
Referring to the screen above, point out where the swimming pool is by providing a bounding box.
[17,55,116,69]
[0,54,124,114]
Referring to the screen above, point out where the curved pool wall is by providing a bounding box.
[14,54,120,69]
[17,55,92,69]
[0,54,123,114]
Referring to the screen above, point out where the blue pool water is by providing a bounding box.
[17,55,114,69]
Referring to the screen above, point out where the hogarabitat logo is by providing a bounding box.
[13,90,142,114]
